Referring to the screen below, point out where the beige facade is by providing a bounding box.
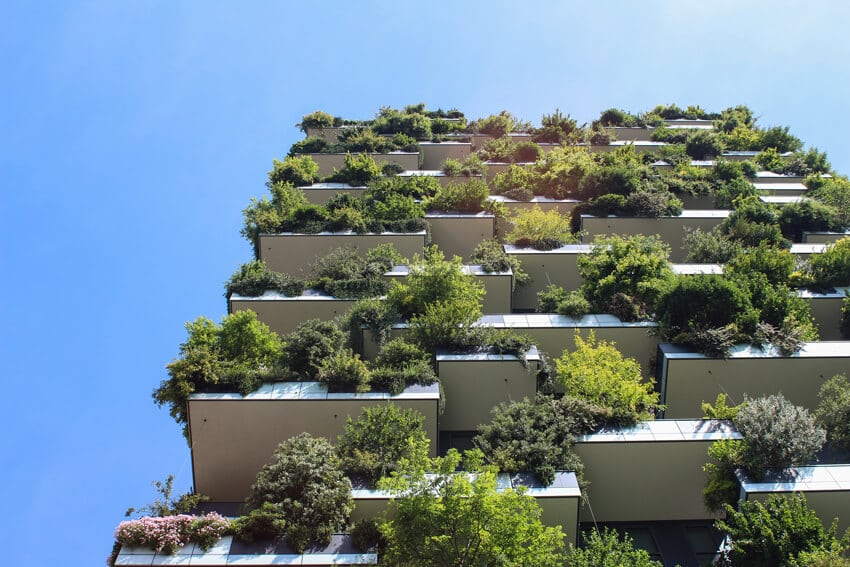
[384,265,513,315]
[301,183,366,205]
[300,152,421,177]
[229,292,358,336]
[418,141,472,170]
[505,244,592,311]
[800,287,848,341]
[425,212,496,261]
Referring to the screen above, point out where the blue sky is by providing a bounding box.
[2,2,850,564]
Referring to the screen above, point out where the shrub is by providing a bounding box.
[268,155,319,187]
[623,187,683,217]
[114,513,230,555]
[810,238,850,288]
[725,243,795,286]
[809,177,850,227]
[779,200,839,242]
[369,338,437,394]
[556,291,591,318]
[426,179,489,212]
[241,182,309,255]
[717,495,846,567]
[381,162,404,176]
[597,108,641,128]
[317,349,370,393]
[533,109,580,143]
[578,234,674,321]
[735,394,825,478]
[507,206,576,250]
[584,193,627,217]
[350,519,383,552]
[758,125,803,153]
[685,130,724,159]
[282,319,346,380]
[326,152,382,186]
[577,163,645,200]
[816,374,850,452]
[683,227,741,263]
[309,245,397,299]
[511,141,543,163]
[476,111,517,137]
[756,146,786,172]
[298,110,335,133]
[533,145,597,199]
[469,238,529,288]
[231,503,286,543]
[225,260,305,298]
[568,528,663,567]
[337,404,430,484]
[245,434,352,553]
[554,332,660,425]
[288,136,328,156]
[784,147,831,176]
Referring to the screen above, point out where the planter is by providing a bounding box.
[797,286,849,341]
[476,313,658,376]
[573,419,740,522]
[418,141,472,170]
[753,181,807,197]
[609,126,653,142]
[580,210,731,263]
[300,182,366,205]
[737,465,850,534]
[304,125,350,141]
[790,243,827,260]
[298,152,421,178]
[482,161,533,182]
[504,244,592,311]
[385,265,513,314]
[259,231,426,276]
[435,347,541,432]
[468,132,532,150]
[486,196,581,239]
[188,382,440,501]
[229,290,359,336]
[425,212,496,261]
[657,342,850,419]
[804,231,850,244]
[396,170,483,188]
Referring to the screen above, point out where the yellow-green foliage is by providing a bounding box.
[507,206,576,250]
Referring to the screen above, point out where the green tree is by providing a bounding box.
[810,238,850,288]
[717,494,847,567]
[245,433,353,553]
[268,155,319,187]
[566,528,663,567]
[554,332,660,425]
[378,450,567,566]
[281,319,346,380]
[336,404,430,484]
[815,374,850,452]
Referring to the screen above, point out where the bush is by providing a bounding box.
[225,260,305,298]
[735,394,825,478]
[350,519,383,552]
[507,206,576,250]
[288,136,328,156]
[779,200,839,242]
[584,193,627,217]
[717,494,846,567]
[568,528,663,567]
[816,374,850,452]
[282,319,346,380]
[241,182,310,255]
[533,109,580,143]
[725,243,795,286]
[231,503,286,543]
[268,155,319,187]
[623,187,683,217]
[554,332,660,425]
[309,245,397,299]
[114,513,230,555]
[476,111,517,137]
[577,163,645,200]
[756,147,786,172]
[245,434,352,553]
[758,125,803,153]
[556,291,591,318]
[317,349,370,393]
[683,227,741,263]
[810,238,850,288]
[337,404,430,484]
[326,153,382,186]
[597,108,641,128]
[685,130,724,160]
[469,238,529,288]
[426,179,489,212]
[511,141,543,163]
[369,338,437,394]
[340,298,399,354]
[578,235,674,321]
[298,110,335,132]
[809,177,850,227]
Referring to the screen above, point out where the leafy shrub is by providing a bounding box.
[556,291,591,318]
[584,193,627,217]
[337,404,430,484]
[369,337,437,394]
[717,494,846,567]
[350,519,383,552]
[533,145,597,199]
[245,434,352,553]
[381,162,404,176]
[726,243,795,286]
[298,110,335,132]
[779,200,839,242]
[736,394,825,478]
[469,238,529,288]
[282,319,346,380]
[441,154,486,177]
[784,147,831,176]
[268,155,319,187]
[623,187,683,217]
[651,125,689,144]
[317,349,370,393]
[537,284,570,313]
[810,238,850,288]
[752,319,806,356]
[577,163,645,200]
[225,260,305,298]
[511,141,543,163]
[309,245,399,299]
[326,152,382,186]
[683,227,741,263]
[758,125,803,153]
[231,503,286,543]
[241,182,310,255]
[588,123,613,145]
[366,174,441,201]
[476,111,517,137]
[809,177,850,227]
[507,206,576,250]
[756,146,786,172]
[554,332,660,425]
[533,109,580,143]
[816,374,850,452]
[568,528,663,567]
[114,513,230,554]
[288,136,328,156]
[426,179,489,213]
[597,108,641,128]
[492,164,535,200]
[685,130,724,160]
[578,234,673,321]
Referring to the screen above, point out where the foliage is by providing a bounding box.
[726,243,795,286]
[758,125,803,153]
[288,136,328,156]
[810,238,850,288]
[686,130,725,160]
[816,374,850,452]
[231,503,287,543]
[326,152,382,186]
[337,404,430,484]
[533,145,597,199]
[623,187,683,217]
[597,107,642,128]
[779,200,840,242]
[114,513,230,555]
[317,349,370,393]
[809,177,850,227]
[125,475,209,519]
[554,332,660,425]
[577,163,646,200]
[245,433,352,553]
[537,284,570,313]
[703,438,747,513]
[469,238,529,288]
[281,319,346,380]
[153,311,284,433]
[372,108,432,139]
[533,109,580,144]
[578,234,674,321]
[378,450,567,566]
[241,182,309,255]
[474,394,606,485]
[702,393,743,420]
[507,205,577,250]
[567,528,663,567]
[426,179,489,212]
[784,147,831,176]
[717,495,847,567]
[350,519,383,552]
[736,394,825,479]
[369,337,437,394]
[309,244,400,299]
[340,298,399,355]
[756,147,787,172]
[298,110,335,132]
[684,227,742,263]
[225,260,305,298]
[475,111,521,137]
[268,155,319,187]
[752,319,807,356]
[843,295,850,339]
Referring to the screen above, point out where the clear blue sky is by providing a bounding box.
[2,2,849,564]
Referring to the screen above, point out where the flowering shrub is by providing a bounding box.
[114,513,230,554]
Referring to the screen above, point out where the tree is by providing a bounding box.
[281,319,345,380]
[810,238,850,288]
[268,155,319,187]
[815,374,850,452]
[554,332,661,425]
[245,433,353,553]
[717,494,847,567]
[378,450,567,566]
[336,404,430,485]
[566,528,663,567]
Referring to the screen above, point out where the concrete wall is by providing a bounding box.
[425,213,495,261]
[436,352,541,432]
[581,211,730,263]
[300,152,421,177]
[301,184,366,205]
[610,127,653,142]
[801,288,848,341]
[574,420,739,522]
[304,126,348,141]
[505,244,591,311]
[804,232,850,244]
[658,342,850,419]
[188,383,440,501]
[419,142,472,170]
[259,232,426,276]
[230,293,358,336]
[397,171,484,188]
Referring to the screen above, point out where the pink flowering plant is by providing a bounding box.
[114,513,230,554]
